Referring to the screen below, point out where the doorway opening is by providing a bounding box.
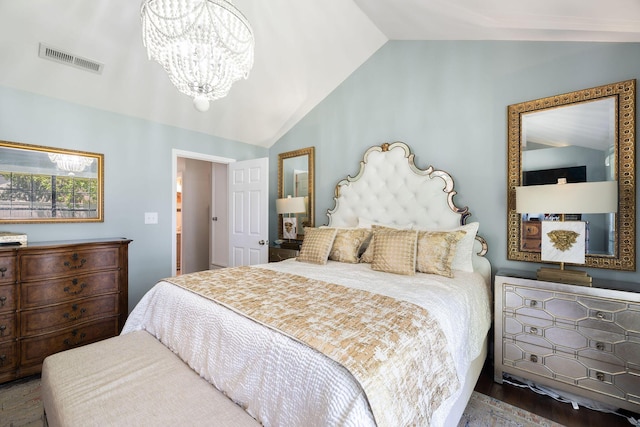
[172,149,235,276]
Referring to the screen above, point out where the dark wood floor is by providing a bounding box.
[475,363,638,426]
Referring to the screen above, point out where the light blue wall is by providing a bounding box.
[0,86,267,310]
[270,41,640,285]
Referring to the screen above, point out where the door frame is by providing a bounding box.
[171,149,235,276]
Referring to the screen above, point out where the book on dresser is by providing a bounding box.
[0,237,131,384]
[494,269,640,414]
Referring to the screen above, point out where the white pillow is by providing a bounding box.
[357,217,413,229]
[416,222,479,272]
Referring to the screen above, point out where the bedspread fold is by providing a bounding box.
[163,266,459,426]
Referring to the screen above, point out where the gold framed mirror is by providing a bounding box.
[0,140,104,223]
[507,80,635,271]
[278,147,315,240]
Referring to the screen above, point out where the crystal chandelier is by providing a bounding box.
[140,0,255,112]
[48,154,94,173]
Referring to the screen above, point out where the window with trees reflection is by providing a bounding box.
[0,172,98,219]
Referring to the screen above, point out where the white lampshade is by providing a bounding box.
[276,196,306,214]
[516,181,618,214]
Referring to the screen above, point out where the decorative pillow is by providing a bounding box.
[297,228,338,265]
[416,230,467,277]
[416,222,479,272]
[328,228,372,263]
[360,224,413,263]
[371,229,419,276]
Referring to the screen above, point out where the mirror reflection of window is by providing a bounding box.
[0,141,102,222]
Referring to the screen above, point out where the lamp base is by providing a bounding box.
[536,267,592,286]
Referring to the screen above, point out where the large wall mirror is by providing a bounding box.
[0,140,104,223]
[278,147,315,240]
[507,80,635,271]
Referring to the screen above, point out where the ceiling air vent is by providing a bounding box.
[38,43,104,74]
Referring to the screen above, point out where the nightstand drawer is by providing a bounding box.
[503,284,640,332]
[502,339,640,401]
[269,247,298,262]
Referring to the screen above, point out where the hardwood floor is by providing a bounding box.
[475,363,638,426]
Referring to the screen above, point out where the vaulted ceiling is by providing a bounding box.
[1,0,639,147]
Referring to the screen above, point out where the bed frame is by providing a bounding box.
[327,141,491,425]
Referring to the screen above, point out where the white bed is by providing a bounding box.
[123,142,492,426]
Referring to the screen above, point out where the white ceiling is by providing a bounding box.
[1,0,639,148]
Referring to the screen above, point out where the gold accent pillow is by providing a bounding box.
[416,230,467,278]
[329,228,372,263]
[360,224,411,263]
[415,223,479,272]
[297,228,338,265]
[371,229,419,275]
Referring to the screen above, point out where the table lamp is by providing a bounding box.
[276,195,306,243]
[516,179,618,285]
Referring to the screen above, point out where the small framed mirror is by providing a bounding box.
[278,147,315,240]
[0,140,104,223]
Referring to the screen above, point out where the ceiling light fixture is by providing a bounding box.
[140,0,255,112]
[48,153,94,173]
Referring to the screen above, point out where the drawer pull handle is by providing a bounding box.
[0,324,6,335]
[596,372,605,381]
[63,305,87,321]
[0,267,6,277]
[0,296,6,306]
[63,330,87,347]
[530,355,538,363]
[596,311,606,320]
[529,327,538,334]
[0,354,5,366]
[596,342,605,351]
[530,300,538,307]
[64,254,87,270]
[64,279,87,296]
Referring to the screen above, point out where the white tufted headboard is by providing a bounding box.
[327,142,491,282]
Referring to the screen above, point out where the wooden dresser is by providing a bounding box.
[494,269,640,413]
[0,238,131,384]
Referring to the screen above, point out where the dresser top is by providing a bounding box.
[0,237,131,252]
[497,268,639,294]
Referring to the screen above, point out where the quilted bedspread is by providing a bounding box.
[122,260,491,427]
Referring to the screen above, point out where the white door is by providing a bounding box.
[229,157,269,266]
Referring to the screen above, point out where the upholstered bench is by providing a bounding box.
[41,330,260,427]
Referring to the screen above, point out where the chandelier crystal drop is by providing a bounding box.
[140,0,255,112]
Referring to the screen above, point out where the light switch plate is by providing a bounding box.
[144,212,158,224]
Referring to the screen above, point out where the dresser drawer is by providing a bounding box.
[503,284,640,329]
[20,317,119,368]
[0,312,16,341]
[19,246,121,281]
[20,294,119,336]
[0,254,16,285]
[0,341,17,372]
[0,284,17,313]
[503,339,640,402]
[21,271,119,308]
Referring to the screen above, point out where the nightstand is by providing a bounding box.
[268,243,300,262]
[494,269,640,414]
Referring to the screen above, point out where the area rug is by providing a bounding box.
[1,376,563,427]
[0,375,44,427]
[458,391,565,427]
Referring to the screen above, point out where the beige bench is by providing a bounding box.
[42,330,260,427]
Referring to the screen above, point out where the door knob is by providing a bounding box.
[258,240,268,245]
